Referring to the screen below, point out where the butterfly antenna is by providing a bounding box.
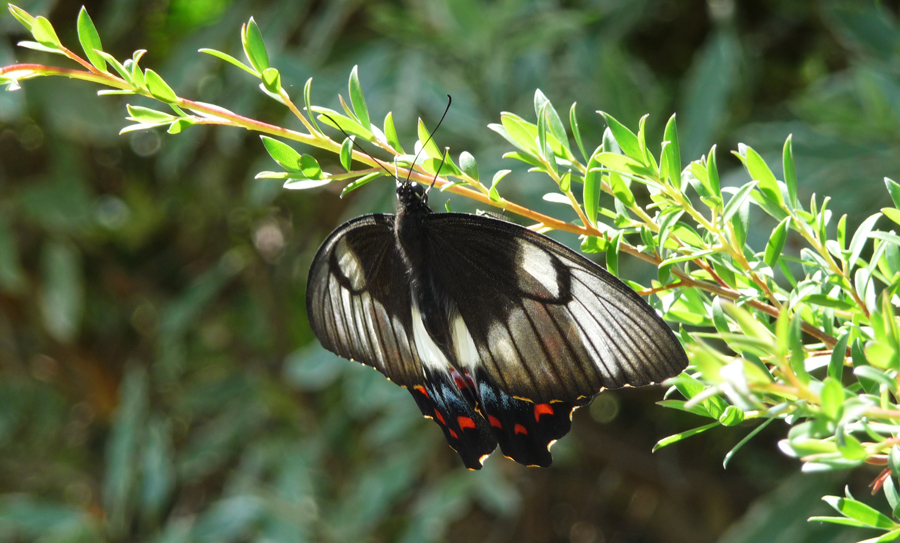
[320,113,396,179]
[424,147,449,200]
[406,95,452,188]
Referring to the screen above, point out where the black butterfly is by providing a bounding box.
[305,163,688,468]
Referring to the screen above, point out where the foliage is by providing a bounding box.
[2,2,900,542]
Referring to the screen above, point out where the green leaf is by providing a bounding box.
[299,155,323,179]
[144,69,178,103]
[609,170,635,208]
[828,333,849,381]
[721,181,758,224]
[489,170,511,203]
[599,111,642,161]
[498,113,539,155]
[537,102,550,160]
[459,151,478,182]
[261,67,280,94]
[583,153,601,227]
[15,40,62,54]
[384,112,404,153]
[662,114,681,190]
[32,16,61,50]
[417,118,443,160]
[77,7,106,72]
[129,50,147,90]
[743,146,784,207]
[95,51,132,84]
[822,495,897,529]
[569,102,588,163]
[820,377,844,421]
[764,217,791,267]
[887,178,900,209]
[260,136,302,172]
[341,172,382,198]
[241,17,269,73]
[126,105,176,124]
[340,137,354,172]
[8,5,35,31]
[718,405,745,426]
[803,294,854,310]
[657,208,684,256]
[303,78,321,134]
[199,48,258,76]
[606,232,622,277]
[283,178,331,190]
[707,145,721,198]
[313,107,372,139]
[166,118,196,134]
[348,65,371,130]
[534,90,570,154]
[848,213,882,269]
[883,207,900,227]
[653,421,721,451]
[783,135,799,210]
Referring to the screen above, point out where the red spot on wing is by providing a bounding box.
[514,424,528,435]
[534,403,555,421]
[457,416,476,430]
[433,409,446,425]
[488,415,503,428]
[414,385,428,398]
[449,429,458,439]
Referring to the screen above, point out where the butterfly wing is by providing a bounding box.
[422,213,688,404]
[306,214,497,468]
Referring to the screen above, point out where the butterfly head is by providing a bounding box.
[396,178,429,210]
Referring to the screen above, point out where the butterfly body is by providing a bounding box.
[306,178,688,469]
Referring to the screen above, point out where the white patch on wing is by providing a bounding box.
[451,311,480,371]
[335,238,365,290]
[517,239,560,298]
[411,298,451,371]
[487,321,520,366]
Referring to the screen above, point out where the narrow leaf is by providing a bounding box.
[662,114,682,190]
[887,178,900,209]
[384,112,404,153]
[8,5,35,31]
[260,136,302,172]
[848,213,881,269]
[459,151,479,182]
[722,181,758,224]
[707,145,721,197]
[583,152,601,227]
[242,17,269,73]
[348,65,371,130]
[569,102,588,163]
[199,48,258,76]
[340,137,354,172]
[144,69,178,103]
[783,135,799,209]
[599,111,642,161]
[744,146,784,207]
[764,217,791,267]
[77,7,106,72]
[32,16,61,49]
[261,67,281,94]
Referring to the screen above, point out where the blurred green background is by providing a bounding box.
[1,0,898,541]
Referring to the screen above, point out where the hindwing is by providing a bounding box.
[420,213,688,404]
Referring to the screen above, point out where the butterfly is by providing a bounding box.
[305,116,688,469]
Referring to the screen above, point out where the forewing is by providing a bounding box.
[306,214,423,387]
[424,213,689,404]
